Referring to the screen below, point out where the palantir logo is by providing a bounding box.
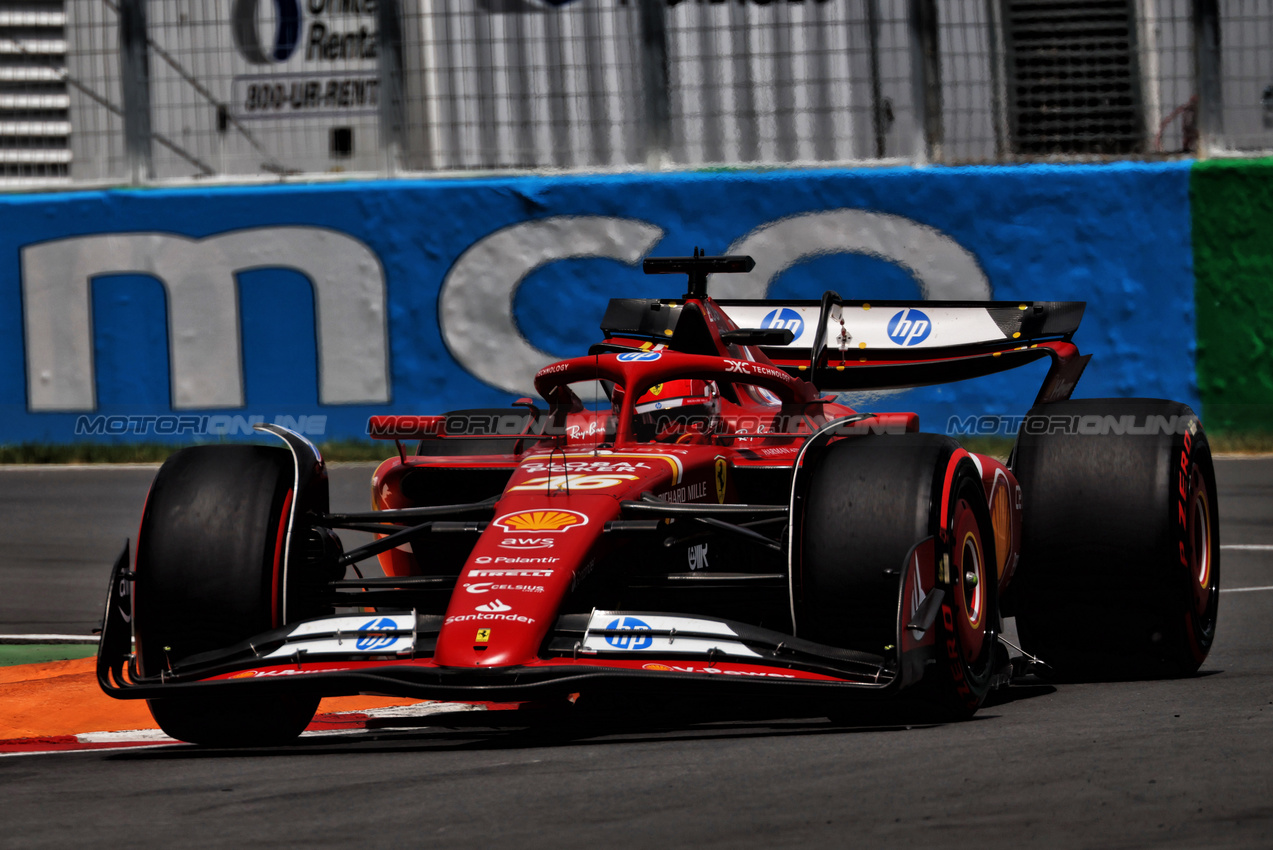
[232,0,303,65]
[761,307,804,341]
[605,617,653,650]
[887,308,932,346]
[355,617,400,651]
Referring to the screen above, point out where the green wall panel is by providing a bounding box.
[1192,158,1273,432]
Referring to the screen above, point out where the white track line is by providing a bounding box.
[0,634,98,644]
[1221,586,1273,594]
[0,744,174,758]
[1222,544,1273,551]
[0,464,162,471]
[76,729,175,744]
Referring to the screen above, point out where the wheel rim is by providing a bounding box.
[951,498,987,662]
[962,533,985,627]
[1189,472,1215,618]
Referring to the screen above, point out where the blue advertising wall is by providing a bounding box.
[0,161,1196,443]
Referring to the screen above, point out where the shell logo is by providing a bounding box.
[642,663,674,671]
[493,510,589,532]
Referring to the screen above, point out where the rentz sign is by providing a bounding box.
[231,0,378,118]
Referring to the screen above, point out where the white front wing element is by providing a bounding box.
[583,612,761,657]
[262,613,416,659]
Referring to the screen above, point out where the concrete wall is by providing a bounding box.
[0,162,1200,443]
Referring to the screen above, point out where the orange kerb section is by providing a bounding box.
[0,657,421,740]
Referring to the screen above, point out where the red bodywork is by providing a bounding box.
[361,291,1025,685]
[99,261,1087,706]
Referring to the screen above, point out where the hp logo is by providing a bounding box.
[355,617,400,651]
[616,351,662,362]
[887,308,932,346]
[232,0,303,65]
[761,308,804,341]
[605,617,653,650]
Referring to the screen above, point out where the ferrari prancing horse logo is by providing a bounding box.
[714,457,727,503]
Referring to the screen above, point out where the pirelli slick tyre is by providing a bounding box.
[135,446,321,746]
[1009,399,1219,680]
[798,433,999,719]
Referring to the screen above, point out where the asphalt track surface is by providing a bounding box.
[1,459,1271,848]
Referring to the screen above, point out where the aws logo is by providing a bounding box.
[232,0,303,64]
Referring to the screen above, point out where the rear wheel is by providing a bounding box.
[136,445,325,746]
[1009,399,1219,679]
[798,433,999,719]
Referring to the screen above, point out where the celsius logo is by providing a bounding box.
[761,307,804,340]
[887,308,932,346]
[605,616,653,650]
[355,617,399,651]
[232,0,303,64]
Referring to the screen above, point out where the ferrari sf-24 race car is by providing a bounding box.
[97,252,1220,745]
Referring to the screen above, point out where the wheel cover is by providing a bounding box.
[951,498,987,661]
[1188,471,1215,619]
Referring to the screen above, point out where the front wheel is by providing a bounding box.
[797,433,999,719]
[147,693,320,748]
[135,445,329,746]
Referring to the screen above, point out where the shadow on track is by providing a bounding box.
[103,684,1057,762]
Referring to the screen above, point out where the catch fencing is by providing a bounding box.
[3,0,1272,187]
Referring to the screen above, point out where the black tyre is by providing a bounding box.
[1009,399,1219,680]
[798,433,999,718]
[136,445,322,746]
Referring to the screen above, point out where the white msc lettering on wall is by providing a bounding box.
[18,212,987,412]
[20,227,389,412]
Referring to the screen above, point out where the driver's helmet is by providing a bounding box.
[634,379,720,442]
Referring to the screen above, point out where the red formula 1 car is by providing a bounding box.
[97,253,1220,745]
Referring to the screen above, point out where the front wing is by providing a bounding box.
[97,539,945,704]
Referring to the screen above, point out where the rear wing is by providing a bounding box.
[715,299,1084,353]
[602,296,1087,396]
[601,252,1090,399]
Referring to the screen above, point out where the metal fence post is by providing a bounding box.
[118,0,153,183]
[866,0,886,159]
[378,0,407,175]
[907,0,943,164]
[1193,0,1223,156]
[639,0,671,169]
[985,0,1009,159]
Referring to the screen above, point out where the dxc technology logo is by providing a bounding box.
[232,0,303,64]
[761,307,804,340]
[887,308,932,346]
